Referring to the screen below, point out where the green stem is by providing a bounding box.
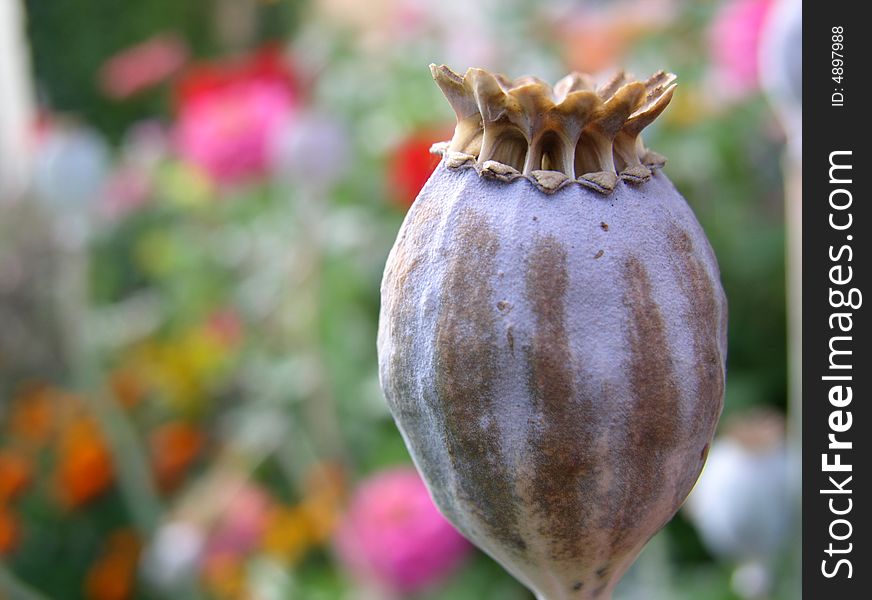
[55,242,162,534]
[90,386,163,532]
[0,564,51,600]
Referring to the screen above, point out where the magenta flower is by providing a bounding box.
[173,47,298,185]
[335,467,472,596]
[708,0,774,98]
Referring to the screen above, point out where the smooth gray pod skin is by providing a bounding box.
[377,162,727,600]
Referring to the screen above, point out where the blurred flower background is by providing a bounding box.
[0,0,800,599]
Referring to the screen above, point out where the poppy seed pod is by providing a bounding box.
[377,65,727,600]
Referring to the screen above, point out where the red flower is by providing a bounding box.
[149,421,204,492]
[387,130,449,209]
[174,45,296,107]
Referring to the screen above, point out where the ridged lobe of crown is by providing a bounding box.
[430,64,677,194]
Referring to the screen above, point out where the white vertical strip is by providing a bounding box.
[0,0,36,203]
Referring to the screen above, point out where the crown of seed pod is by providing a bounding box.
[429,64,676,193]
[378,65,727,600]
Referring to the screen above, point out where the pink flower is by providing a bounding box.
[203,484,271,559]
[101,165,152,219]
[205,309,244,347]
[101,120,171,220]
[708,0,774,98]
[122,120,170,169]
[334,467,471,596]
[99,33,189,99]
[173,47,298,184]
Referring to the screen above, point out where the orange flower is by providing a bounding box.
[0,450,31,501]
[300,496,341,545]
[200,552,246,600]
[0,506,19,554]
[300,462,345,544]
[8,384,57,444]
[109,368,147,409]
[85,530,141,600]
[260,505,311,564]
[304,462,345,502]
[556,0,675,74]
[55,418,114,508]
[149,421,204,492]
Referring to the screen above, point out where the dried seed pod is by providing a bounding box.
[377,65,727,600]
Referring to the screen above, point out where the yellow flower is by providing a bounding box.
[127,325,234,415]
[158,162,214,208]
[133,229,177,277]
[663,85,713,128]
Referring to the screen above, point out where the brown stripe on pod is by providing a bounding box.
[433,208,527,553]
[666,226,726,504]
[609,257,681,554]
[523,235,597,561]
